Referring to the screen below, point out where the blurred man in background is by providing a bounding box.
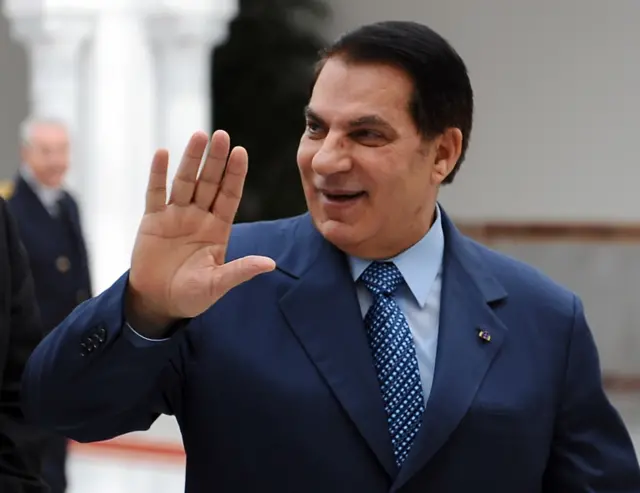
[7,117,92,493]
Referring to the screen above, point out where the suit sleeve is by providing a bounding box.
[542,295,640,491]
[0,199,48,491]
[21,273,192,443]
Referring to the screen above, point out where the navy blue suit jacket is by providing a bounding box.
[21,209,640,492]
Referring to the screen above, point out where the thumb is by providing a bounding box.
[213,255,277,296]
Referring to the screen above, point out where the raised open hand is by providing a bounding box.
[126,130,276,332]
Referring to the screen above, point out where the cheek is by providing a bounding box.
[364,160,403,203]
[372,181,405,223]
[296,141,320,203]
[370,166,428,214]
[402,168,434,218]
[296,140,315,177]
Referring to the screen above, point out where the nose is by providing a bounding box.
[311,135,352,176]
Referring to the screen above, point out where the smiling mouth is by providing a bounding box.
[321,191,367,202]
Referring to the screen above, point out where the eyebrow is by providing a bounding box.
[304,106,394,131]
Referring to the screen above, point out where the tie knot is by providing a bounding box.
[360,261,404,297]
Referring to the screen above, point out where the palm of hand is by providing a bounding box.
[128,131,275,325]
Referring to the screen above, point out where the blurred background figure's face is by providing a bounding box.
[297,57,444,259]
[21,123,70,188]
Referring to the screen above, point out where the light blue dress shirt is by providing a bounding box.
[348,205,444,405]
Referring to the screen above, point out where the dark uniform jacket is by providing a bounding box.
[0,196,48,493]
[8,176,92,331]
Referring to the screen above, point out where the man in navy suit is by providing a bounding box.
[8,117,93,493]
[21,21,640,492]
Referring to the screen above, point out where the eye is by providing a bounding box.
[305,120,325,138]
[353,130,382,139]
[351,129,386,145]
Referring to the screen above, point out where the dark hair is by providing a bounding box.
[314,21,474,184]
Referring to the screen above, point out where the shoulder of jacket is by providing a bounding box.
[0,180,15,199]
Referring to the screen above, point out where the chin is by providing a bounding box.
[312,216,368,255]
[44,177,64,189]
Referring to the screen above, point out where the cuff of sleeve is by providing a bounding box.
[124,318,192,347]
[126,322,171,342]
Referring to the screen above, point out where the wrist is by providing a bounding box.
[124,283,177,338]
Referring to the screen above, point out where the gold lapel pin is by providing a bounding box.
[477,329,491,342]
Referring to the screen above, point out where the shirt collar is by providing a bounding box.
[348,203,445,308]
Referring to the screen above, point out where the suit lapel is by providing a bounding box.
[393,211,509,490]
[58,195,84,249]
[277,215,397,478]
[275,211,510,485]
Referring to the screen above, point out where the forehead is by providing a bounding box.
[30,123,68,143]
[309,58,415,125]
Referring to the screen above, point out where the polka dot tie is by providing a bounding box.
[360,261,425,467]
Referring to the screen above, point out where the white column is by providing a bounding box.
[2,12,95,199]
[4,0,238,295]
[80,9,156,294]
[146,9,236,186]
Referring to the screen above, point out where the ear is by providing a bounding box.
[431,128,463,185]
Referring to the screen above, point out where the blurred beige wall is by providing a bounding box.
[0,1,27,185]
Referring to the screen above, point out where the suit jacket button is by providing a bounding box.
[56,256,71,273]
